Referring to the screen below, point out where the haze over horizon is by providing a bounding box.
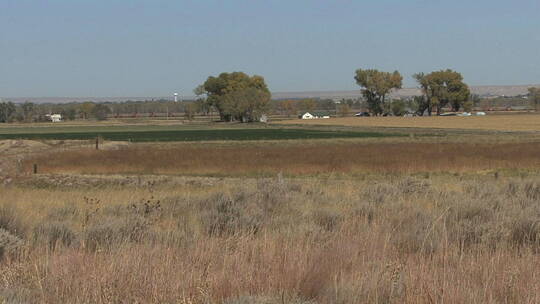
[1,0,539,98]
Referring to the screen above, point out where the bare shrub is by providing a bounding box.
[83,219,142,251]
[200,177,291,236]
[83,215,159,251]
[0,228,24,259]
[523,182,540,200]
[352,201,377,224]
[225,295,315,304]
[312,209,343,232]
[446,200,496,248]
[255,176,293,213]
[362,182,398,204]
[78,196,164,251]
[397,176,431,195]
[32,222,77,250]
[389,209,438,254]
[45,204,79,221]
[83,220,119,251]
[505,181,520,197]
[463,181,498,200]
[0,203,25,237]
[200,192,265,236]
[509,215,540,249]
[0,288,35,304]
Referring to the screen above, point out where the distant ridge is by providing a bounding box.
[2,84,539,104]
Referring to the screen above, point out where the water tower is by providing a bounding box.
[174,93,179,102]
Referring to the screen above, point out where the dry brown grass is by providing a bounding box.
[24,141,540,176]
[3,136,540,303]
[277,114,540,132]
[0,175,539,303]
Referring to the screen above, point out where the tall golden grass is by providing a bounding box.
[25,141,540,176]
[278,114,540,132]
[1,175,539,303]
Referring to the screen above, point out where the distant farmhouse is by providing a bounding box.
[300,112,330,119]
[45,114,62,122]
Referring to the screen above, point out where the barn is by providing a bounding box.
[46,114,62,122]
[300,112,315,119]
[299,112,330,119]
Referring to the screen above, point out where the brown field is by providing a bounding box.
[277,114,540,132]
[25,141,540,176]
[1,175,539,303]
[2,134,540,303]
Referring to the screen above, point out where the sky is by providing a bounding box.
[1,0,539,97]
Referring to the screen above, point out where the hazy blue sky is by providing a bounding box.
[1,0,539,97]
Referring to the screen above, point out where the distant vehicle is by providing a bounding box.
[457,112,472,117]
[439,113,457,116]
[355,112,370,117]
[475,112,487,116]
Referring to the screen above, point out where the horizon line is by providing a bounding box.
[1,83,539,101]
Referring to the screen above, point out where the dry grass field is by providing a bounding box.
[277,114,540,132]
[1,175,539,303]
[24,141,540,176]
[1,125,540,303]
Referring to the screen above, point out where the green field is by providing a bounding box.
[0,127,404,142]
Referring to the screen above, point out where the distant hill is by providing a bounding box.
[2,84,539,103]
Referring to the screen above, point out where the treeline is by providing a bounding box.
[0,100,192,123]
[1,70,538,123]
[354,68,473,116]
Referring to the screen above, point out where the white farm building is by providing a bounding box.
[46,114,62,122]
[301,112,315,119]
[300,112,330,119]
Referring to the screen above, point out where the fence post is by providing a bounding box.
[96,137,99,150]
[33,164,38,174]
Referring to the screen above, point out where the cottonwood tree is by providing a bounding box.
[220,87,270,122]
[184,102,197,121]
[390,100,407,116]
[61,108,77,121]
[21,102,35,122]
[528,87,540,111]
[414,70,470,115]
[0,102,16,123]
[354,69,402,115]
[297,99,317,114]
[408,96,428,116]
[412,73,432,115]
[338,103,351,117]
[92,104,111,121]
[279,100,298,117]
[193,85,212,115]
[260,99,320,117]
[79,102,96,119]
[200,72,271,122]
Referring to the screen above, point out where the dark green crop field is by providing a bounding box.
[0,128,404,142]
